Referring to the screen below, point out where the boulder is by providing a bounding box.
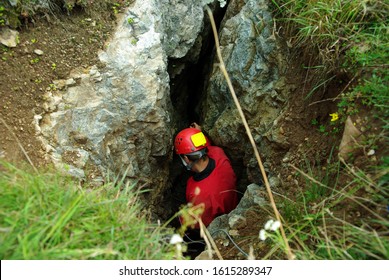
[200,0,291,184]
[36,0,220,214]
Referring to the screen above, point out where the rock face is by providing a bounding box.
[207,183,268,232]
[0,28,19,48]
[200,0,290,187]
[203,184,270,259]
[36,0,291,218]
[37,0,219,212]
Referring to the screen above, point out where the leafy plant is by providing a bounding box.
[318,125,327,134]
[0,5,5,26]
[30,57,40,64]
[112,2,121,14]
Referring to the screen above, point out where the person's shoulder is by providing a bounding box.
[208,145,223,152]
[208,145,227,157]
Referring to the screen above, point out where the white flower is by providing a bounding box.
[270,220,281,231]
[169,234,183,245]
[264,219,274,230]
[259,229,267,241]
[264,219,281,232]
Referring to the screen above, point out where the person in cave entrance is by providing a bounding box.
[174,122,238,250]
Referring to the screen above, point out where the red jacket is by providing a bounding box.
[186,146,237,227]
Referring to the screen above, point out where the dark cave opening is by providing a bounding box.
[163,3,248,232]
[165,4,227,221]
[161,4,258,259]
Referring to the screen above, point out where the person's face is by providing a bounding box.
[179,155,193,171]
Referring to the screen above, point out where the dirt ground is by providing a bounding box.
[0,8,117,166]
[0,6,385,260]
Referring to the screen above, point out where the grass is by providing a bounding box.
[0,162,176,260]
[2,0,387,261]
[271,0,388,123]
[265,123,387,260]
[261,156,389,260]
[198,1,389,260]
[299,147,338,203]
[256,2,388,258]
[271,0,388,63]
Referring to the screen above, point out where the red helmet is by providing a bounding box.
[174,128,208,155]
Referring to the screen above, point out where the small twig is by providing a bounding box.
[0,116,38,173]
[174,206,223,259]
[272,190,295,203]
[206,6,294,260]
[308,96,341,106]
[199,219,223,260]
[211,229,249,258]
[339,157,376,188]
[308,70,360,107]
[320,203,333,259]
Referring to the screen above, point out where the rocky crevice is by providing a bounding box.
[36,0,292,221]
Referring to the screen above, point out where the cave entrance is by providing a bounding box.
[165,42,215,231]
[163,4,247,231]
[163,5,224,223]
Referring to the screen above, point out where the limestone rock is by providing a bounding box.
[0,28,19,48]
[200,0,290,181]
[338,116,364,161]
[195,250,215,260]
[228,214,247,229]
[34,49,44,55]
[207,183,267,239]
[198,184,268,258]
[37,0,220,212]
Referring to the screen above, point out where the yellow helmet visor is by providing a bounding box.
[190,132,207,148]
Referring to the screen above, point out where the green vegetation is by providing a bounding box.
[0,162,176,260]
[271,0,388,126]
[1,0,387,261]
[0,5,6,26]
[259,0,389,260]
[30,57,40,64]
[271,0,388,65]
[127,17,134,25]
[262,156,389,260]
[256,145,389,260]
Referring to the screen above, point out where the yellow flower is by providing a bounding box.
[329,113,339,122]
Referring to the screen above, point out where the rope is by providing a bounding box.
[210,229,249,258]
[205,6,294,260]
[183,229,249,258]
